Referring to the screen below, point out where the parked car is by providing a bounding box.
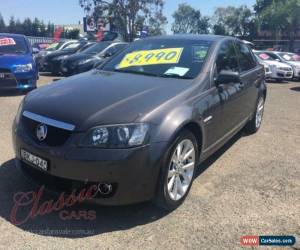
[13,35,266,210]
[254,51,293,81]
[254,55,272,79]
[60,42,128,76]
[43,41,94,75]
[262,51,300,79]
[36,40,78,71]
[0,33,38,92]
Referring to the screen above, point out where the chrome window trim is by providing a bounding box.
[22,111,75,131]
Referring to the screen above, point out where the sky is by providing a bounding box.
[0,0,256,33]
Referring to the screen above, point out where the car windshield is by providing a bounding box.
[46,42,60,51]
[0,36,28,54]
[278,53,300,61]
[82,42,111,55]
[255,52,276,61]
[102,39,213,79]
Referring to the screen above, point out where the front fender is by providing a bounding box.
[151,105,203,144]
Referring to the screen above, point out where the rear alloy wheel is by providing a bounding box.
[245,96,265,134]
[155,131,198,210]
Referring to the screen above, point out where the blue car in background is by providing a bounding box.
[0,33,38,92]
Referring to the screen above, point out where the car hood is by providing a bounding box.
[64,53,91,63]
[285,61,300,67]
[45,49,76,60]
[0,54,32,68]
[24,70,194,131]
[264,60,292,68]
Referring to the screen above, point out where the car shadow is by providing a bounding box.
[0,131,243,238]
[0,90,28,97]
[290,86,300,92]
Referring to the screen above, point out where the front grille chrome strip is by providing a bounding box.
[22,111,75,131]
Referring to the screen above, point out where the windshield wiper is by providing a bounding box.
[114,69,159,77]
[160,73,193,79]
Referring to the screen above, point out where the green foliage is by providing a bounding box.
[254,0,300,50]
[171,3,210,34]
[0,14,6,32]
[79,0,167,41]
[0,14,57,37]
[212,5,255,39]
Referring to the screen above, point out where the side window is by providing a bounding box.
[216,41,239,73]
[236,42,257,72]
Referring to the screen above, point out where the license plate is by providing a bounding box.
[0,73,5,78]
[21,149,48,171]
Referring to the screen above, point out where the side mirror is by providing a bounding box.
[215,70,240,85]
[103,52,113,58]
[276,58,280,62]
[32,48,39,54]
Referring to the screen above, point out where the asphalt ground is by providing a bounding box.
[0,74,299,250]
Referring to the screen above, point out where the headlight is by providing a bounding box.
[80,123,149,148]
[14,63,32,73]
[78,58,95,65]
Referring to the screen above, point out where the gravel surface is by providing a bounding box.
[0,75,299,250]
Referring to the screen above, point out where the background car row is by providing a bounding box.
[253,50,300,82]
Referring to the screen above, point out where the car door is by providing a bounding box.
[235,41,262,120]
[213,40,247,137]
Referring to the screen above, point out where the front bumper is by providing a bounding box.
[268,69,293,79]
[12,121,167,205]
[43,59,62,74]
[0,70,37,91]
[61,62,94,76]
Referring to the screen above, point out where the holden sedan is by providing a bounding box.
[13,35,266,210]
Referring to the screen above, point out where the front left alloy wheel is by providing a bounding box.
[155,130,198,210]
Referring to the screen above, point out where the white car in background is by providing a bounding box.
[263,51,300,79]
[254,51,293,81]
[254,54,272,79]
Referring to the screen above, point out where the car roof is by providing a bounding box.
[0,33,27,39]
[143,34,229,42]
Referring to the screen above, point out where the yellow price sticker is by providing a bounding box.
[118,48,184,69]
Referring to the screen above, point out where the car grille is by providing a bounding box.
[0,68,17,88]
[22,116,72,147]
[280,67,292,71]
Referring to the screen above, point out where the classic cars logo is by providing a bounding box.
[36,124,48,141]
[10,184,99,225]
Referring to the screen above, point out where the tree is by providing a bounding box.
[7,16,16,33]
[0,14,6,32]
[171,4,210,34]
[212,5,255,39]
[79,0,167,41]
[254,0,300,51]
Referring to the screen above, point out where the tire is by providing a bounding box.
[154,130,199,210]
[245,95,265,134]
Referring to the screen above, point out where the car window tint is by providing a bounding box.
[216,41,239,73]
[236,42,257,72]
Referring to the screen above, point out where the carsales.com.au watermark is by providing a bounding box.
[241,235,296,247]
[10,184,100,225]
